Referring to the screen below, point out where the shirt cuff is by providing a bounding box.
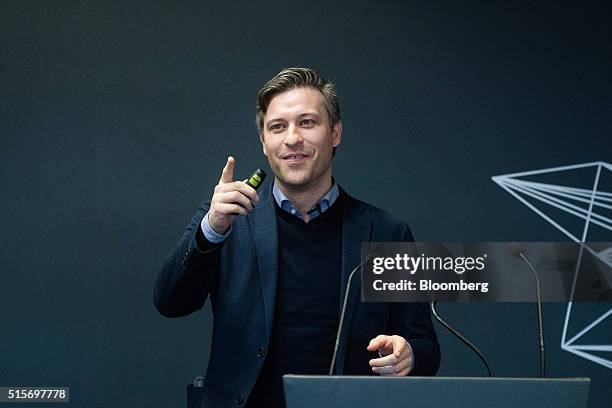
[200,211,232,243]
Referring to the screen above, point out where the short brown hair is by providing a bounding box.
[255,67,341,135]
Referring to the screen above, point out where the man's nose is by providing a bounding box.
[284,125,303,146]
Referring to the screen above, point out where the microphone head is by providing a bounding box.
[510,242,524,257]
[365,252,380,262]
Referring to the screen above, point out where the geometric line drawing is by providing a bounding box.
[598,246,612,269]
[492,161,612,370]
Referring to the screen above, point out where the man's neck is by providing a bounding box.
[275,176,333,219]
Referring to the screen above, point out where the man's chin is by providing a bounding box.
[280,178,310,189]
[275,174,312,189]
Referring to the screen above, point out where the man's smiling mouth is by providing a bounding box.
[283,153,311,162]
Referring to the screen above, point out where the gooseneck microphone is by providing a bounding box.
[510,242,545,378]
[329,255,374,375]
[430,301,494,377]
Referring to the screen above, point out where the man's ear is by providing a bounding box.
[260,133,268,156]
[332,120,342,148]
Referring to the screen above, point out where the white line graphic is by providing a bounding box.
[492,161,612,369]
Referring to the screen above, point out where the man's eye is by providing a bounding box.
[270,123,284,131]
[301,119,315,126]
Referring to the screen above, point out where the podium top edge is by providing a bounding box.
[282,375,591,382]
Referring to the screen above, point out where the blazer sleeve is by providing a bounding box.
[153,201,223,317]
[388,223,441,376]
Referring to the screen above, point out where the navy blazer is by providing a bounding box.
[155,184,440,406]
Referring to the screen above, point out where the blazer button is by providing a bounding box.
[234,394,244,405]
[256,347,265,359]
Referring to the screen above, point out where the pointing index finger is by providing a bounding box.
[367,335,388,351]
[219,156,235,184]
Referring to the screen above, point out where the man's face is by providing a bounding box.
[260,87,342,191]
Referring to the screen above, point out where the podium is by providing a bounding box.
[283,375,591,408]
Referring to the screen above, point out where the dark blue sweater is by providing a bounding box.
[246,197,343,407]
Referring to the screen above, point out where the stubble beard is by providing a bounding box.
[269,155,332,193]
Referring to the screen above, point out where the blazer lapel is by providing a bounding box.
[336,187,372,373]
[248,183,278,343]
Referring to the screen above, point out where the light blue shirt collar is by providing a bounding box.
[272,180,340,220]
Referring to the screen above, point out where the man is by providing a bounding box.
[154,67,440,407]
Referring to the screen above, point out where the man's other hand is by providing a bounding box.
[367,334,414,376]
[208,156,259,234]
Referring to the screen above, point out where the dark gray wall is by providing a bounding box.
[1,1,610,407]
